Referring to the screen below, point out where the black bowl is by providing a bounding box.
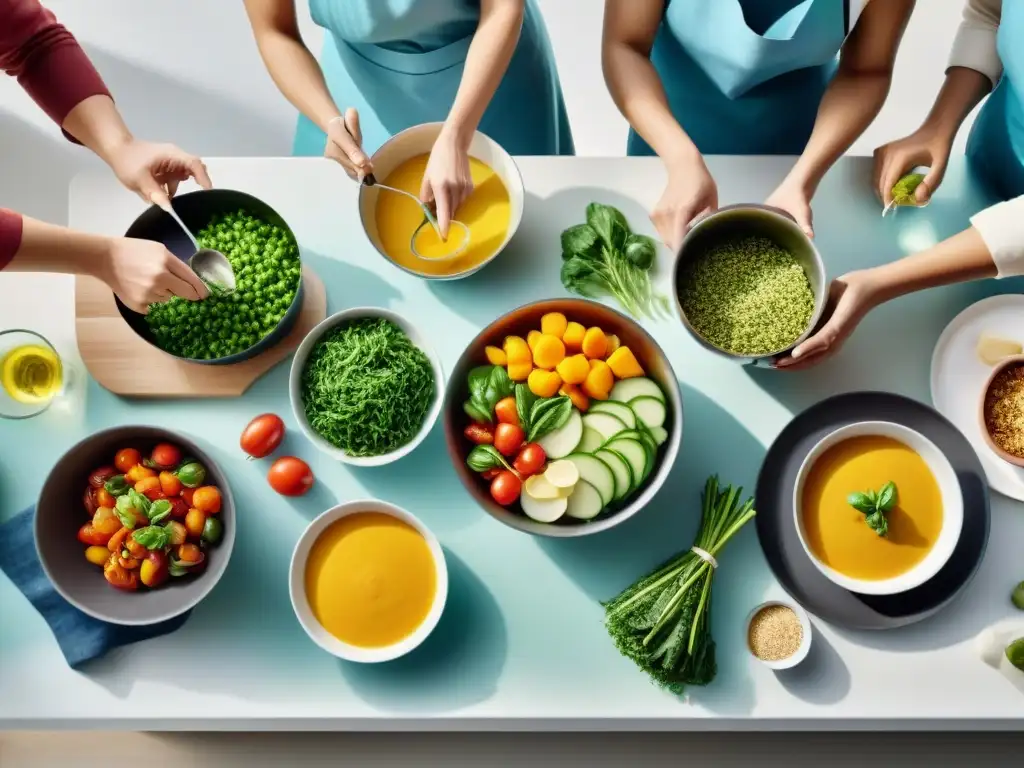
[119,188,305,365]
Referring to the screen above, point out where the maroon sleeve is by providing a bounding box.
[0,209,24,271]
[0,0,111,128]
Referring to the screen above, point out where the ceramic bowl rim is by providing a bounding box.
[977,353,1024,468]
[744,599,813,671]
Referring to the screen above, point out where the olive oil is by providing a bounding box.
[1,343,62,404]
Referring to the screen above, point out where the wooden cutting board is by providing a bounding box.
[75,267,327,398]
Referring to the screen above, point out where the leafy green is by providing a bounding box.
[847,481,897,537]
[624,233,657,270]
[560,224,599,258]
[131,526,171,551]
[463,365,515,425]
[515,383,538,435]
[527,395,573,443]
[466,445,512,474]
[103,475,130,497]
[147,499,172,525]
[114,489,152,529]
[603,476,756,694]
[587,202,629,251]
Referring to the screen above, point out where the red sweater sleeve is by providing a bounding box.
[0,209,24,271]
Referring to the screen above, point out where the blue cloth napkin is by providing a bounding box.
[0,507,189,669]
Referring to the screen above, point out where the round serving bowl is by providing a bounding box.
[444,298,683,538]
[289,499,448,663]
[357,122,525,281]
[672,204,827,366]
[35,426,236,626]
[289,307,445,467]
[744,599,812,671]
[120,188,305,365]
[978,354,1024,468]
[793,420,963,596]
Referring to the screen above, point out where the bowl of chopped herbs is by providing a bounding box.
[289,308,444,467]
[672,204,827,366]
[119,189,304,365]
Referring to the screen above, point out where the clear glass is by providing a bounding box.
[0,329,70,420]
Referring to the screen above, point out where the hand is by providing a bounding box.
[873,126,953,207]
[651,154,717,253]
[325,108,373,180]
[105,139,212,207]
[420,129,473,240]
[96,238,209,314]
[774,271,882,371]
[765,180,814,238]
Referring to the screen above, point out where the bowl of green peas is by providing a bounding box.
[118,189,305,365]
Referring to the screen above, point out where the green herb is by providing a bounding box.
[114,489,151,529]
[176,462,206,489]
[463,365,514,424]
[131,526,171,551]
[201,516,224,545]
[678,235,814,356]
[527,395,573,443]
[515,383,538,435]
[144,209,302,360]
[103,475,130,497]
[847,481,897,537]
[168,555,203,577]
[560,203,667,319]
[147,499,172,525]
[466,445,513,474]
[1006,638,1024,672]
[891,173,926,207]
[1012,581,1024,611]
[300,318,435,457]
[603,476,756,694]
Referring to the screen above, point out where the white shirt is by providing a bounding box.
[947,0,1024,278]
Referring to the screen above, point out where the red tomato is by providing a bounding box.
[149,443,182,470]
[268,457,314,497]
[88,466,117,489]
[481,468,501,480]
[77,522,113,547]
[140,551,170,588]
[513,443,546,476]
[114,448,142,473]
[92,506,121,536]
[192,486,222,514]
[180,487,196,506]
[95,488,115,508]
[494,397,519,427]
[83,486,98,517]
[159,471,182,497]
[103,561,139,591]
[493,423,525,457]
[463,423,494,445]
[490,471,522,506]
[168,497,189,520]
[240,413,285,459]
[135,476,162,498]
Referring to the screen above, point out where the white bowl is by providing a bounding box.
[357,122,525,280]
[793,421,963,596]
[289,307,444,467]
[744,600,813,671]
[289,500,448,663]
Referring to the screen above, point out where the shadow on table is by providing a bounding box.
[774,625,851,706]
[300,249,404,317]
[339,549,507,714]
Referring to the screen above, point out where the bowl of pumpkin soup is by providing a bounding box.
[358,122,524,280]
[289,500,448,663]
[793,421,963,596]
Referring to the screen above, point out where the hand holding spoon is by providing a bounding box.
[154,197,237,294]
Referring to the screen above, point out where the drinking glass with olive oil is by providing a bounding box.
[0,329,65,419]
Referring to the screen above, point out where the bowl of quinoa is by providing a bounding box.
[672,205,827,366]
[980,355,1024,468]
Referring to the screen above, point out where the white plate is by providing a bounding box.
[930,294,1024,501]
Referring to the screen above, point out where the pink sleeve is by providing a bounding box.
[0,209,24,271]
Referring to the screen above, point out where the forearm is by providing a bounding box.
[60,94,133,165]
[443,0,524,148]
[916,66,992,143]
[252,29,341,133]
[5,215,111,277]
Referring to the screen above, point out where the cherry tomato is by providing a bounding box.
[494,396,519,427]
[140,551,170,588]
[268,457,314,497]
[149,443,181,470]
[114,448,142,473]
[135,476,162,499]
[192,486,222,514]
[168,497,189,520]
[180,487,196,506]
[84,546,110,567]
[490,471,522,506]
[83,486,98,517]
[125,464,156,484]
[481,468,501,480]
[159,471,182,497]
[78,522,113,547]
[240,413,286,459]
[185,508,207,540]
[92,506,121,536]
[165,521,187,547]
[103,561,139,591]
[464,423,495,445]
[107,527,130,554]
[513,443,546,476]
[125,535,148,560]
[493,423,525,457]
[177,543,203,564]
[95,488,115,508]
[88,466,117,489]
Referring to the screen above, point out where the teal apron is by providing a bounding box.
[965,1,1024,201]
[294,0,574,157]
[628,0,851,156]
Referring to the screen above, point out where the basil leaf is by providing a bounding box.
[846,492,876,515]
[114,495,139,529]
[467,366,494,402]
[103,475,130,497]
[488,366,514,402]
[169,563,190,577]
[865,510,889,537]
[148,499,172,525]
[466,445,510,474]
[132,525,171,551]
[515,384,538,434]
[528,396,573,443]
[127,488,152,516]
[464,399,492,424]
[877,481,898,512]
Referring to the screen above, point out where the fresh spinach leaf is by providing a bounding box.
[131,526,171,551]
[624,233,657,270]
[528,396,572,443]
[586,202,629,251]
[467,366,494,402]
[464,399,492,424]
[515,384,538,434]
[466,445,512,474]
[560,223,600,259]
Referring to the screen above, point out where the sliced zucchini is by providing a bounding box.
[576,427,604,454]
[565,480,604,521]
[609,377,664,405]
[520,493,568,524]
[566,454,616,507]
[582,412,627,442]
[544,459,580,489]
[589,401,636,429]
[596,449,632,501]
[630,396,666,429]
[524,474,562,501]
[606,439,647,494]
[537,409,583,459]
[649,426,668,445]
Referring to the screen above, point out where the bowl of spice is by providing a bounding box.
[672,205,827,366]
[746,600,812,670]
[980,355,1024,468]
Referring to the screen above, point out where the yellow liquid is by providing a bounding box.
[375,154,511,277]
[801,436,944,581]
[304,512,437,648]
[0,344,62,404]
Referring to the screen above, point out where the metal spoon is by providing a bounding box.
[362,173,470,262]
[156,199,236,294]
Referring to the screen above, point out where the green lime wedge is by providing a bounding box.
[1012,581,1024,611]
[1006,638,1024,672]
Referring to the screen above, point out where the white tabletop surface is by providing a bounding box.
[1,156,1023,730]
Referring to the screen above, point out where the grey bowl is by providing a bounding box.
[35,426,236,626]
[119,188,304,366]
[672,204,827,367]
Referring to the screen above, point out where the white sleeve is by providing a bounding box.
[971,196,1024,278]
[947,0,1003,86]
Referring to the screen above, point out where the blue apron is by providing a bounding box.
[965,1,1024,201]
[295,0,574,157]
[628,0,851,156]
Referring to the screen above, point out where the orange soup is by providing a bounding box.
[800,436,943,581]
[304,512,436,648]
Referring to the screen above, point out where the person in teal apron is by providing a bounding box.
[602,0,915,250]
[245,0,573,238]
[777,0,1024,371]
